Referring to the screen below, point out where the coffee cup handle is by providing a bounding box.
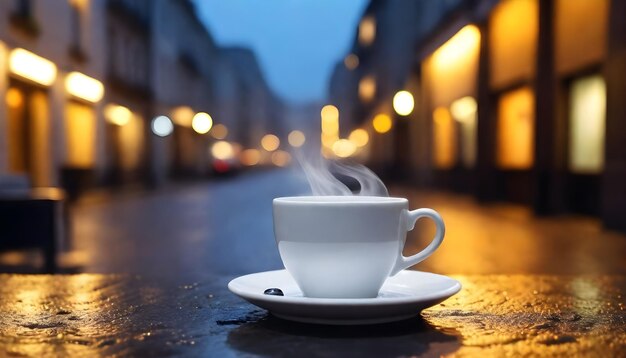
[390,208,445,276]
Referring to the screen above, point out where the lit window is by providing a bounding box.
[496,87,534,169]
[65,102,95,167]
[432,107,457,169]
[489,0,538,89]
[569,75,606,173]
[450,96,477,168]
[359,16,376,46]
[359,76,376,102]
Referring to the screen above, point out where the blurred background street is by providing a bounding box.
[0,0,625,284]
[2,1,626,356]
[4,168,625,280]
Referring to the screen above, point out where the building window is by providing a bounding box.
[65,102,96,168]
[15,0,32,17]
[496,86,535,169]
[359,76,376,102]
[432,107,457,169]
[68,0,87,61]
[10,0,39,36]
[359,16,376,46]
[568,74,606,174]
[450,96,477,168]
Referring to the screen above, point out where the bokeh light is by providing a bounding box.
[271,150,292,167]
[372,113,392,133]
[151,115,174,137]
[344,53,359,70]
[65,71,104,103]
[349,128,369,147]
[332,139,357,158]
[261,134,280,151]
[171,106,194,127]
[211,141,234,160]
[9,48,57,86]
[240,149,261,166]
[192,112,213,134]
[359,76,376,102]
[288,130,306,148]
[393,90,414,116]
[5,87,23,108]
[105,104,132,126]
[211,123,228,139]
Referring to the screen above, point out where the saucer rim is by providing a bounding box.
[228,269,462,306]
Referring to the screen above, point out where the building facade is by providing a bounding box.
[330,0,626,232]
[1,0,285,196]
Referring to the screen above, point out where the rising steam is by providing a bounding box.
[297,153,388,196]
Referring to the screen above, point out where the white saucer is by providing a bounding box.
[228,269,461,325]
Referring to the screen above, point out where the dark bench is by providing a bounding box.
[0,175,67,273]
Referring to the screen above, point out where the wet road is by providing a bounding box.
[1,168,625,357]
[70,169,626,279]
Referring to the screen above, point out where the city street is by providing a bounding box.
[68,169,626,280]
[1,169,625,357]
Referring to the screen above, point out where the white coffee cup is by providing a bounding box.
[272,196,445,298]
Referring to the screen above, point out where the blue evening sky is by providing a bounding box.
[194,0,368,104]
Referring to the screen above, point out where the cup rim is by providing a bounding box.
[273,196,408,205]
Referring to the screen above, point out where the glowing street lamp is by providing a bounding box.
[372,114,392,134]
[288,130,306,148]
[261,134,280,151]
[192,112,213,134]
[9,48,57,86]
[65,72,104,103]
[105,104,132,126]
[151,115,174,137]
[393,91,414,116]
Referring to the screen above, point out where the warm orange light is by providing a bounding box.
[321,105,339,136]
[240,149,261,166]
[432,25,481,69]
[261,134,280,151]
[288,130,306,148]
[450,96,477,123]
[211,141,234,160]
[65,72,104,103]
[344,54,359,70]
[359,76,376,102]
[9,48,57,86]
[271,150,291,167]
[424,24,481,108]
[105,104,132,126]
[393,90,414,116]
[372,114,392,134]
[5,88,23,108]
[192,112,213,134]
[171,106,194,127]
[359,16,376,46]
[497,86,535,169]
[69,0,88,8]
[332,139,357,158]
[489,0,538,89]
[433,107,457,169]
[65,102,96,167]
[349,128,369,147]
[210,123,228,139]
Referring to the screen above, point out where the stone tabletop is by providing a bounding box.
[0,273,624,357]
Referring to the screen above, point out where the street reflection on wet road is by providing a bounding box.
[68,170,626,280]
[0,273,623,357]
[1,169,625,356]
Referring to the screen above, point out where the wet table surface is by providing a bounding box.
[0,273,624,357]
